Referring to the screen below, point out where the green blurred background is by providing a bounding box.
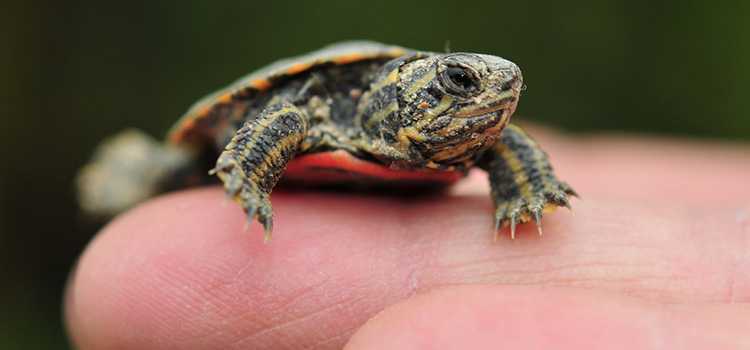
[2,0,749,348]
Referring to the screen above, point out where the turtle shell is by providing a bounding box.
[167,41,410,146]
[168,41,463,186]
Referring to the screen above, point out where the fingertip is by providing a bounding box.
[65,188,270,348]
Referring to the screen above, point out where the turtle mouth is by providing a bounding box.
[455,105,506,118]
[453,97,516,118]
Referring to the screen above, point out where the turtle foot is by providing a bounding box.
[211,157,275,242]
[493,182,576,240]
[241,193,274,243]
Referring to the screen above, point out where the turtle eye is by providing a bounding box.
[441,66,480,96]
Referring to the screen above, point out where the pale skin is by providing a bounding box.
[65,127,750,349]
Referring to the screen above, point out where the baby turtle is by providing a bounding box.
[78,41,576,241]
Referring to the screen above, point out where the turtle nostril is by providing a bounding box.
[501,76,520,91]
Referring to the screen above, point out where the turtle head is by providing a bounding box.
[360,52,523,169]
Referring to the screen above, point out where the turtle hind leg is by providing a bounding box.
[478,124,577,239]
[211,100,309,241]
[77,129,201,218]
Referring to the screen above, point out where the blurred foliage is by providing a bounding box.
[2,0,749,348]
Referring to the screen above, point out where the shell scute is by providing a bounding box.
[168,41,410,146]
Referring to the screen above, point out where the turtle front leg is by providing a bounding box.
[478,124,577,239]
[211,101,309,241]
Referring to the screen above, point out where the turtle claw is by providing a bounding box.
[492,183,574,240]
[260,215,274,243]
[555,193,572,210]
[493,205,508,241]
[241,195,274,240]
[243,205,258,231]
[533,208,543,236]
[560,181,579,199]
[493,202,529,240]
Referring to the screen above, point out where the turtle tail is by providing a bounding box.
[76,129,205,218]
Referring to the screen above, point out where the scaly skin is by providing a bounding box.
[211,101,309,241]
[479,124,577,239]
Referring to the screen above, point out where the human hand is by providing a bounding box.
[65,128,750,349]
